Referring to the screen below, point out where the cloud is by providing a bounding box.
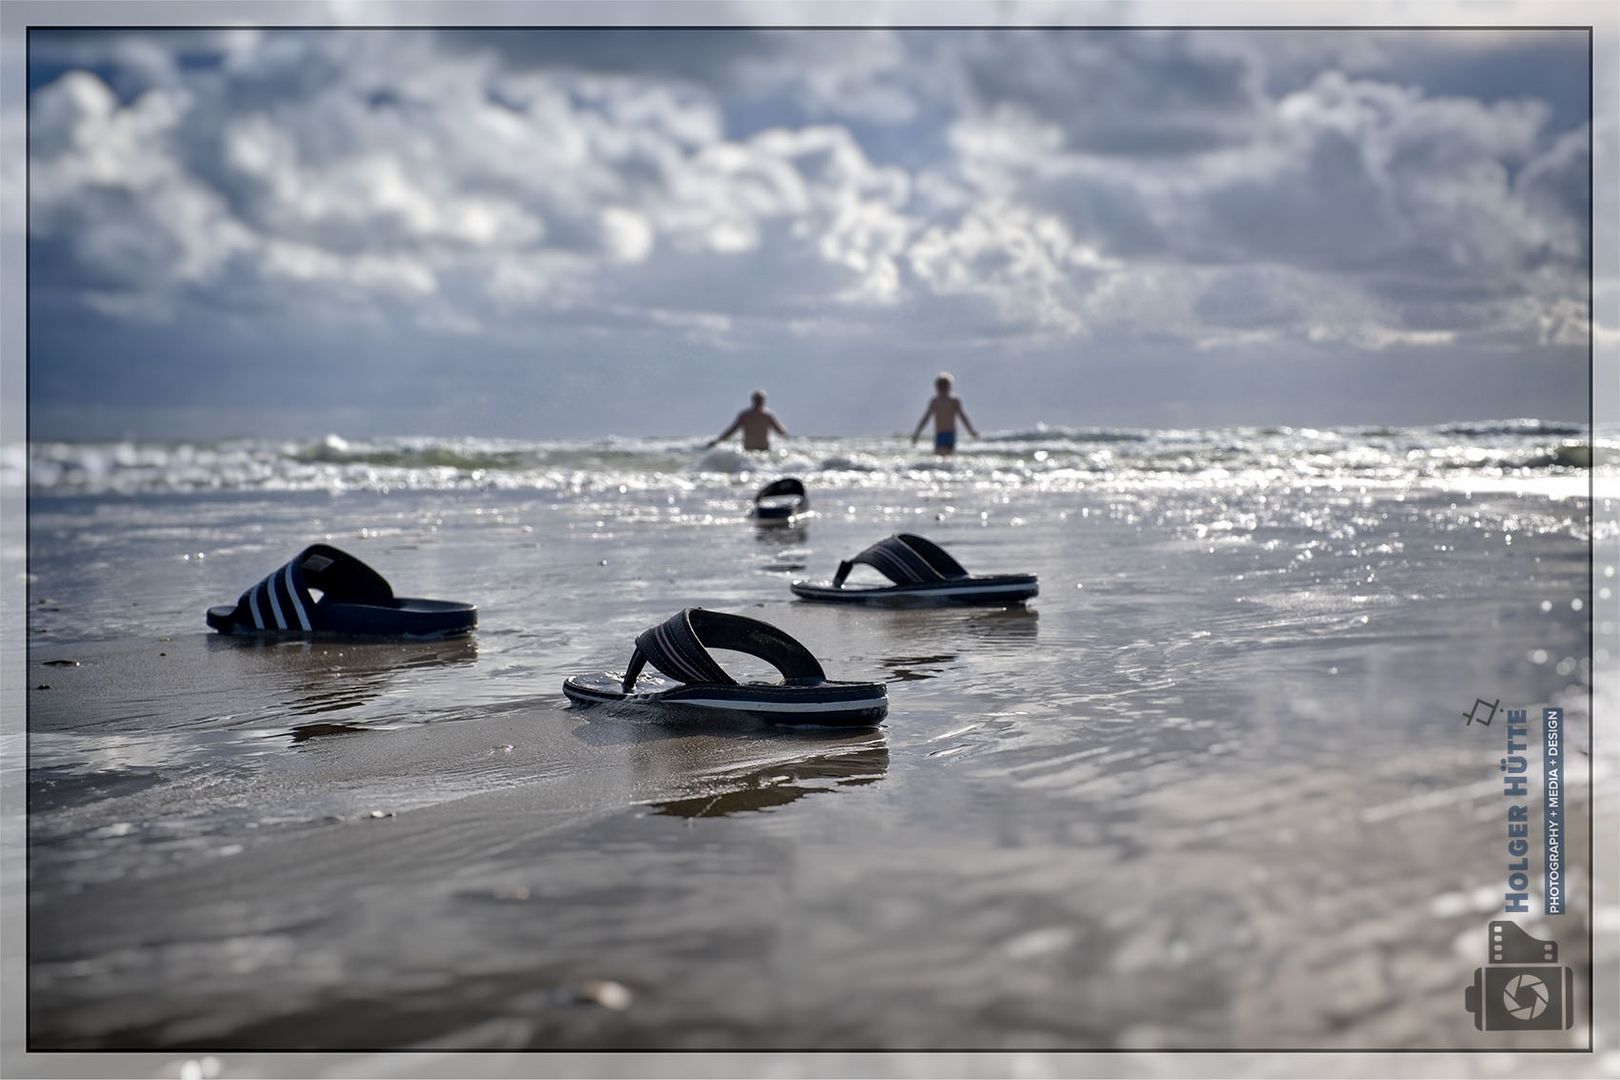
[29,31,936,335]
[23,26,1595,436]
[954,29,1267,156]
[920,55,1589,351]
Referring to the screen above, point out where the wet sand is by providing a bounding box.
[23,476,1600,1053]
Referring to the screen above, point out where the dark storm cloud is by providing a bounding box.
[434,27,782,86]
[956,29,1266,155]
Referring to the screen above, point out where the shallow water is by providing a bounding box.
[21,427,1605,1050]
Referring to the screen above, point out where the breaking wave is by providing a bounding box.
[22,421,1608,496]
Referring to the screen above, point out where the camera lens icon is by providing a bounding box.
[1464,921,1574,1032]
[1501,973,1550,1022]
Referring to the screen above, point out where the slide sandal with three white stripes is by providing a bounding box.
[205,544,476,639]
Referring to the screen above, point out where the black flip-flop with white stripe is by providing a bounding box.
[206,544,476,638]
[752,477,808,521]
[563,608,887,728]
[791,533,1037,605]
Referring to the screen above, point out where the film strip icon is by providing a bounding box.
[1491,920,1557,964]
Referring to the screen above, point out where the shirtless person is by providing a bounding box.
[707,390,788,452]
[910,372,978,456]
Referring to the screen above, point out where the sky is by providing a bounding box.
[17,20,1599,439]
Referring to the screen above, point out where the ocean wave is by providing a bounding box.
[980,424,1152,444]
[24,423,1611,497]
[296,443,534,471]
[815,454,882,472]
[1516,444,1594,470]
[689,446,822,475]
[1433,418,1587,438]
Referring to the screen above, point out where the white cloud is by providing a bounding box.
[600,207,653,262]
[919,51,1590,351]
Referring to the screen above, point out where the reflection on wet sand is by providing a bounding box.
[829,603,1036,642]
[959,605,1038,640]
[648,740,889,818]
[571,714,890,818]
[28,633,483,735]
[753,520,809,546]
[286,721,370,743]
[205,634,478,720]
[867,608,1036,684]
[754,519,810,574]
[882,653,958,681]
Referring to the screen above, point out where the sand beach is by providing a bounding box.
[21,428,1603,1052]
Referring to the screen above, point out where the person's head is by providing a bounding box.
[935,373,953,393]
[751,389,766,407]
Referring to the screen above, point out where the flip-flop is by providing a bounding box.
[752,477,808,521]
[791,533,1038,605]
[563,608,888,727]
[206,544,477,638]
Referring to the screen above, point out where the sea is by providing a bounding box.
[13,420,1613,1054]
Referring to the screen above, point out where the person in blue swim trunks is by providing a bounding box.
[910,372,978,456]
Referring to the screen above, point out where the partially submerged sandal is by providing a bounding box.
[752,477,808,521]
[206,544,476,638]
[563,608,887,727]
[791,533,1037,605]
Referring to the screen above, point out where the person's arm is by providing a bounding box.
[706,415,742,449]
[770,412,788,438]
[956,401,978,438]
[910,403,932,444]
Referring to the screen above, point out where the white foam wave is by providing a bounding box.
[23,423,1613,498]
